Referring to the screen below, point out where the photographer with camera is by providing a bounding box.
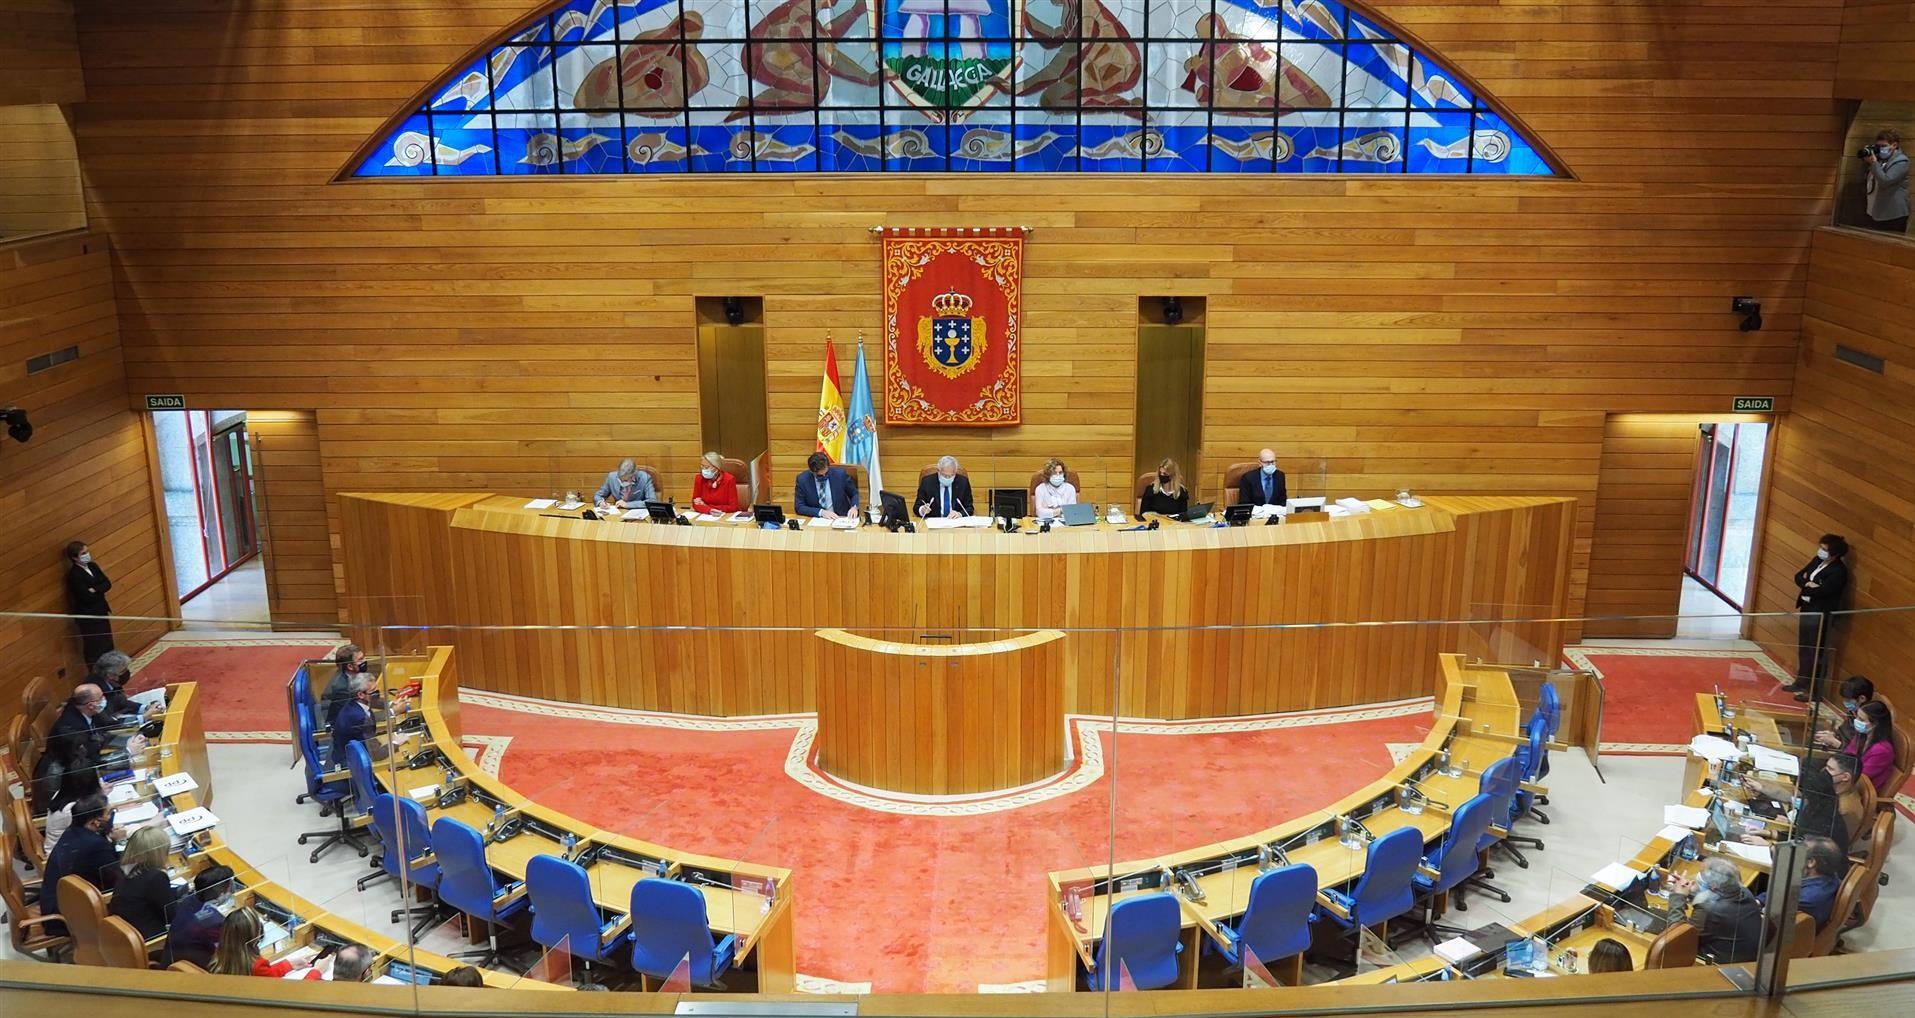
[1861,128,1908,234]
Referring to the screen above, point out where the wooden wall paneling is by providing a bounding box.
[1754,227,1915,707]
[1583,416,1704,639]
[0,103,84,241]
[343,494,1571,720]
[0,0,83,106]
[0,231,167,707]
[62,0,1842,643]
[1836,0,1915,100]
[245,410,337,629]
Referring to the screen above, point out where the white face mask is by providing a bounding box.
[1261,464,1277,476]
[1049,474,1066,488]
[1816,548,1830,560]
[701,467,717,480]
[939,475,954,487]
[78,552,92,565]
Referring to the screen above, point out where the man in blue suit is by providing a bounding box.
[795,451,857,519]
[1236,448,1288,507]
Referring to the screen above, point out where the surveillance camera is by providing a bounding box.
[2,407,30,444]
[1731,297,1759,315]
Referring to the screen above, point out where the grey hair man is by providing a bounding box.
[1666,855,1765,963]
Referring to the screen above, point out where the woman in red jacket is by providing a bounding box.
[692,451,742,514]
[210,906,298,977]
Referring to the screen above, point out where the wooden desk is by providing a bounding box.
[150,682,552,990]
[1042,654,1531,990]
[375,647,799,991]
[337,493,1575,720]
[813,628,1066,794]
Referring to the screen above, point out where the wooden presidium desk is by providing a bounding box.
[339,494,1575,722]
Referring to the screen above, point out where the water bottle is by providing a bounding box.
[489,803,505,837]
[561,832,577,859]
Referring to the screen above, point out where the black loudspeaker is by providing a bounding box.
[1161,296,1184,325]
[3,406,30,444]
[724,297,746,326]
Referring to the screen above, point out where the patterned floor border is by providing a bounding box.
[464,688,1435,818]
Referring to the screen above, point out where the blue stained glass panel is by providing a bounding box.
[751,123,822,172]
[358,113,437,176]
[1407,111,1473,173]
[494,118,564,175]
[885,122,948,172]
[819,116,883,173]
[1276,0,1349,40]
[1277,112,1340,172]
[1471,111,1552,175]
[559,116,626,173]
[622,120,692,173]
[1339,114,1406,174]
[428,115,499,176]
[951,115,1015,173]
[1014,119,1076,172]
[1204,125,1277,174]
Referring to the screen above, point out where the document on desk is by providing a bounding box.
[1250,504,1280,519]
[557,501,584,511]
[116,801,162,825]
[167,807,219,837]
[690,510,726,523]
[1433,937,1481,963]
[1663,804,1711,829]
[806,516,834,529]
[1365,498,1398,511]
[1747,744,1800,776]
[1334,497,1372,514]
[1591,862,1644,890]
[621,507,648,520]
[1689,734,1742,763]
[1657,823,1698,845]
[923,517,960,529]
[1716,840,1773,867]
[831,516,859,530]
[724,511,753,523]
[523,498,557,510]
[407,784,439,803]
[152,771,199,797]
[107,782,144,805]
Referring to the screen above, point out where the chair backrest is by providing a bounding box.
[1517,713,1549,783]
[918,463,969,478]
[431,817,505,921]
[719,457,752,505]
[100,915,151,969]
[1474,757,1520,851]
[1644,921,1698,969]
[1029,468,1082,496]
[1813,867,1870,956]
[0,831,58,954]
[1788,911,1816,959]
[2,790,45,870]
[1881,721,1912,801]
[168,960,208,974]
[1857,771,1879,818]
[295,702,338,799]
[1426,793,1495,895]
[1538,681,1562,738]
[5,712,35,781]
[372,793,433,883]
[21,675,52,732]
[629,877,722,984]
[528,854,613,960]
[1350,827,1424,927]
[345,741,377,820]
[1854,809,1895,925]
[58,874,109,967]
[1220,461,1259,505]
[1237,864,1317,964]
[1093,891,1182,990]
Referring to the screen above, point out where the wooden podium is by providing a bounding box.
[813,628,1067,795]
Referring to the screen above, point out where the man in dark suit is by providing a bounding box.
[33,684,112,809]
[794,451,858,519]
[331,672,387,765]
[41,794,120,935]
[1236,448,1288,507]
[913,456,974,519]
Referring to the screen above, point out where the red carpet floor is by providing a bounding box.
[136,639,1778,990]
[1568,649,1795,747]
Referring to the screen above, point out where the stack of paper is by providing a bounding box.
[1663,804,1711,829]
[1365,498,1398,511]
[1657,823,1697,844]
[152,772,199,797]
[1716,840,1774,867]
[116,802,162,825]
[107,783,143,806]
[1325,505,1351,517]
[1688,734,1742,763]
[691,511,725,522]
[806,516,834,529]
[407,784,440,803]
[557,500,584,511]
[621,507,647,520]
[1250,504,1281,519]
[1591,862,1643,890]
[1334,497,1372,513]
[1433,937,1481,963]
[166,807,219,837]
[523,498,556,510]
[830,517,858,530]
[724,511,753,523]
[1748,744,1800,776]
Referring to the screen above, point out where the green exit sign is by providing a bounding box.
[1732,396,1775,413]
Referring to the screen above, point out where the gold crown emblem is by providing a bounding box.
[930,288,974,317]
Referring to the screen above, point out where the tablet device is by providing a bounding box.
[1060,502,1096,526]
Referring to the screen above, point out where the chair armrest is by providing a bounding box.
[1519,780,1548,795]
[144,932,168,952]
[714,932,739,963]
[1416,863,1442,881]
[16,913,65,929]
[1487,823,1510,838]
[600,913,633,949]
[320,767,350,784]
[492,880,527,909]
[1314,892,1351,921]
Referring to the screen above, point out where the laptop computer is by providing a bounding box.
[1059,502,1097,526]
[1177,501,1214,523]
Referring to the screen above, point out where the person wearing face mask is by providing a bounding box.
[595,458,657,511]
[64,540,116,666]
[39,794,123,936]
[1786,534,1849,698]
[914,455,974,519]
[1138,458,1189,518]
[691,451,742,514]
[1763,837,1846,932]
[165,864,236,968]
[211,905,299,977]
[1740,756,1849,852]
[795,451,858,520]
[321,643,384,727]
[32,683,115,810]
[1814,675,1877,741]
[1825,753,1868,851]
[1840,700,1896,792]
[1033,457,1078,520]
[1862,128,1909,234]
[1664,856,1764,963]
[1236,448,1288,507]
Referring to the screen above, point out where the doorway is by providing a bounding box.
[1134,297,1206,495]
[154,410,263,613]
[1685,421,1769,611]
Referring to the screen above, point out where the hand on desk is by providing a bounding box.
[1813,730,1842,749]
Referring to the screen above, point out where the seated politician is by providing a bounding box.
[331,672,390,763]
[692,451,742,514]
[41,794,120,936]
[32,683,114,811]
[915,456,974,519]
[1665,856,1765,963]
[795,451,858,520]
[1034,457,1078,520]
[1237,448,1288,507]
[1137,458,1190,517]
[595,458,657,510]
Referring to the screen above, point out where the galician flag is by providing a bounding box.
[815,337,847,463]
[846,334,883,498]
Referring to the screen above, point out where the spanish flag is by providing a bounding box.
[815,337,847,463]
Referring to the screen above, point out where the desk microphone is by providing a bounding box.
[785,519,801,531]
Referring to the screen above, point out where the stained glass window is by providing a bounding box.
[350,0,1554,177]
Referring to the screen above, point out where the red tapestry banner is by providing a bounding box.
[881,227,1023,426]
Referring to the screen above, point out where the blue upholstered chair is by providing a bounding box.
[358,793,443,937]
[629,877,735,988]
[527,853,633,974]
[432,816,527,969]
[1406,792,1497,943]
[1453,756,1521,911]
[1501,714,1550,863]
[1086,892,1182,991]
[1317,826,1424,939]
[294,700,368,863]
[1212,864,1316,985]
